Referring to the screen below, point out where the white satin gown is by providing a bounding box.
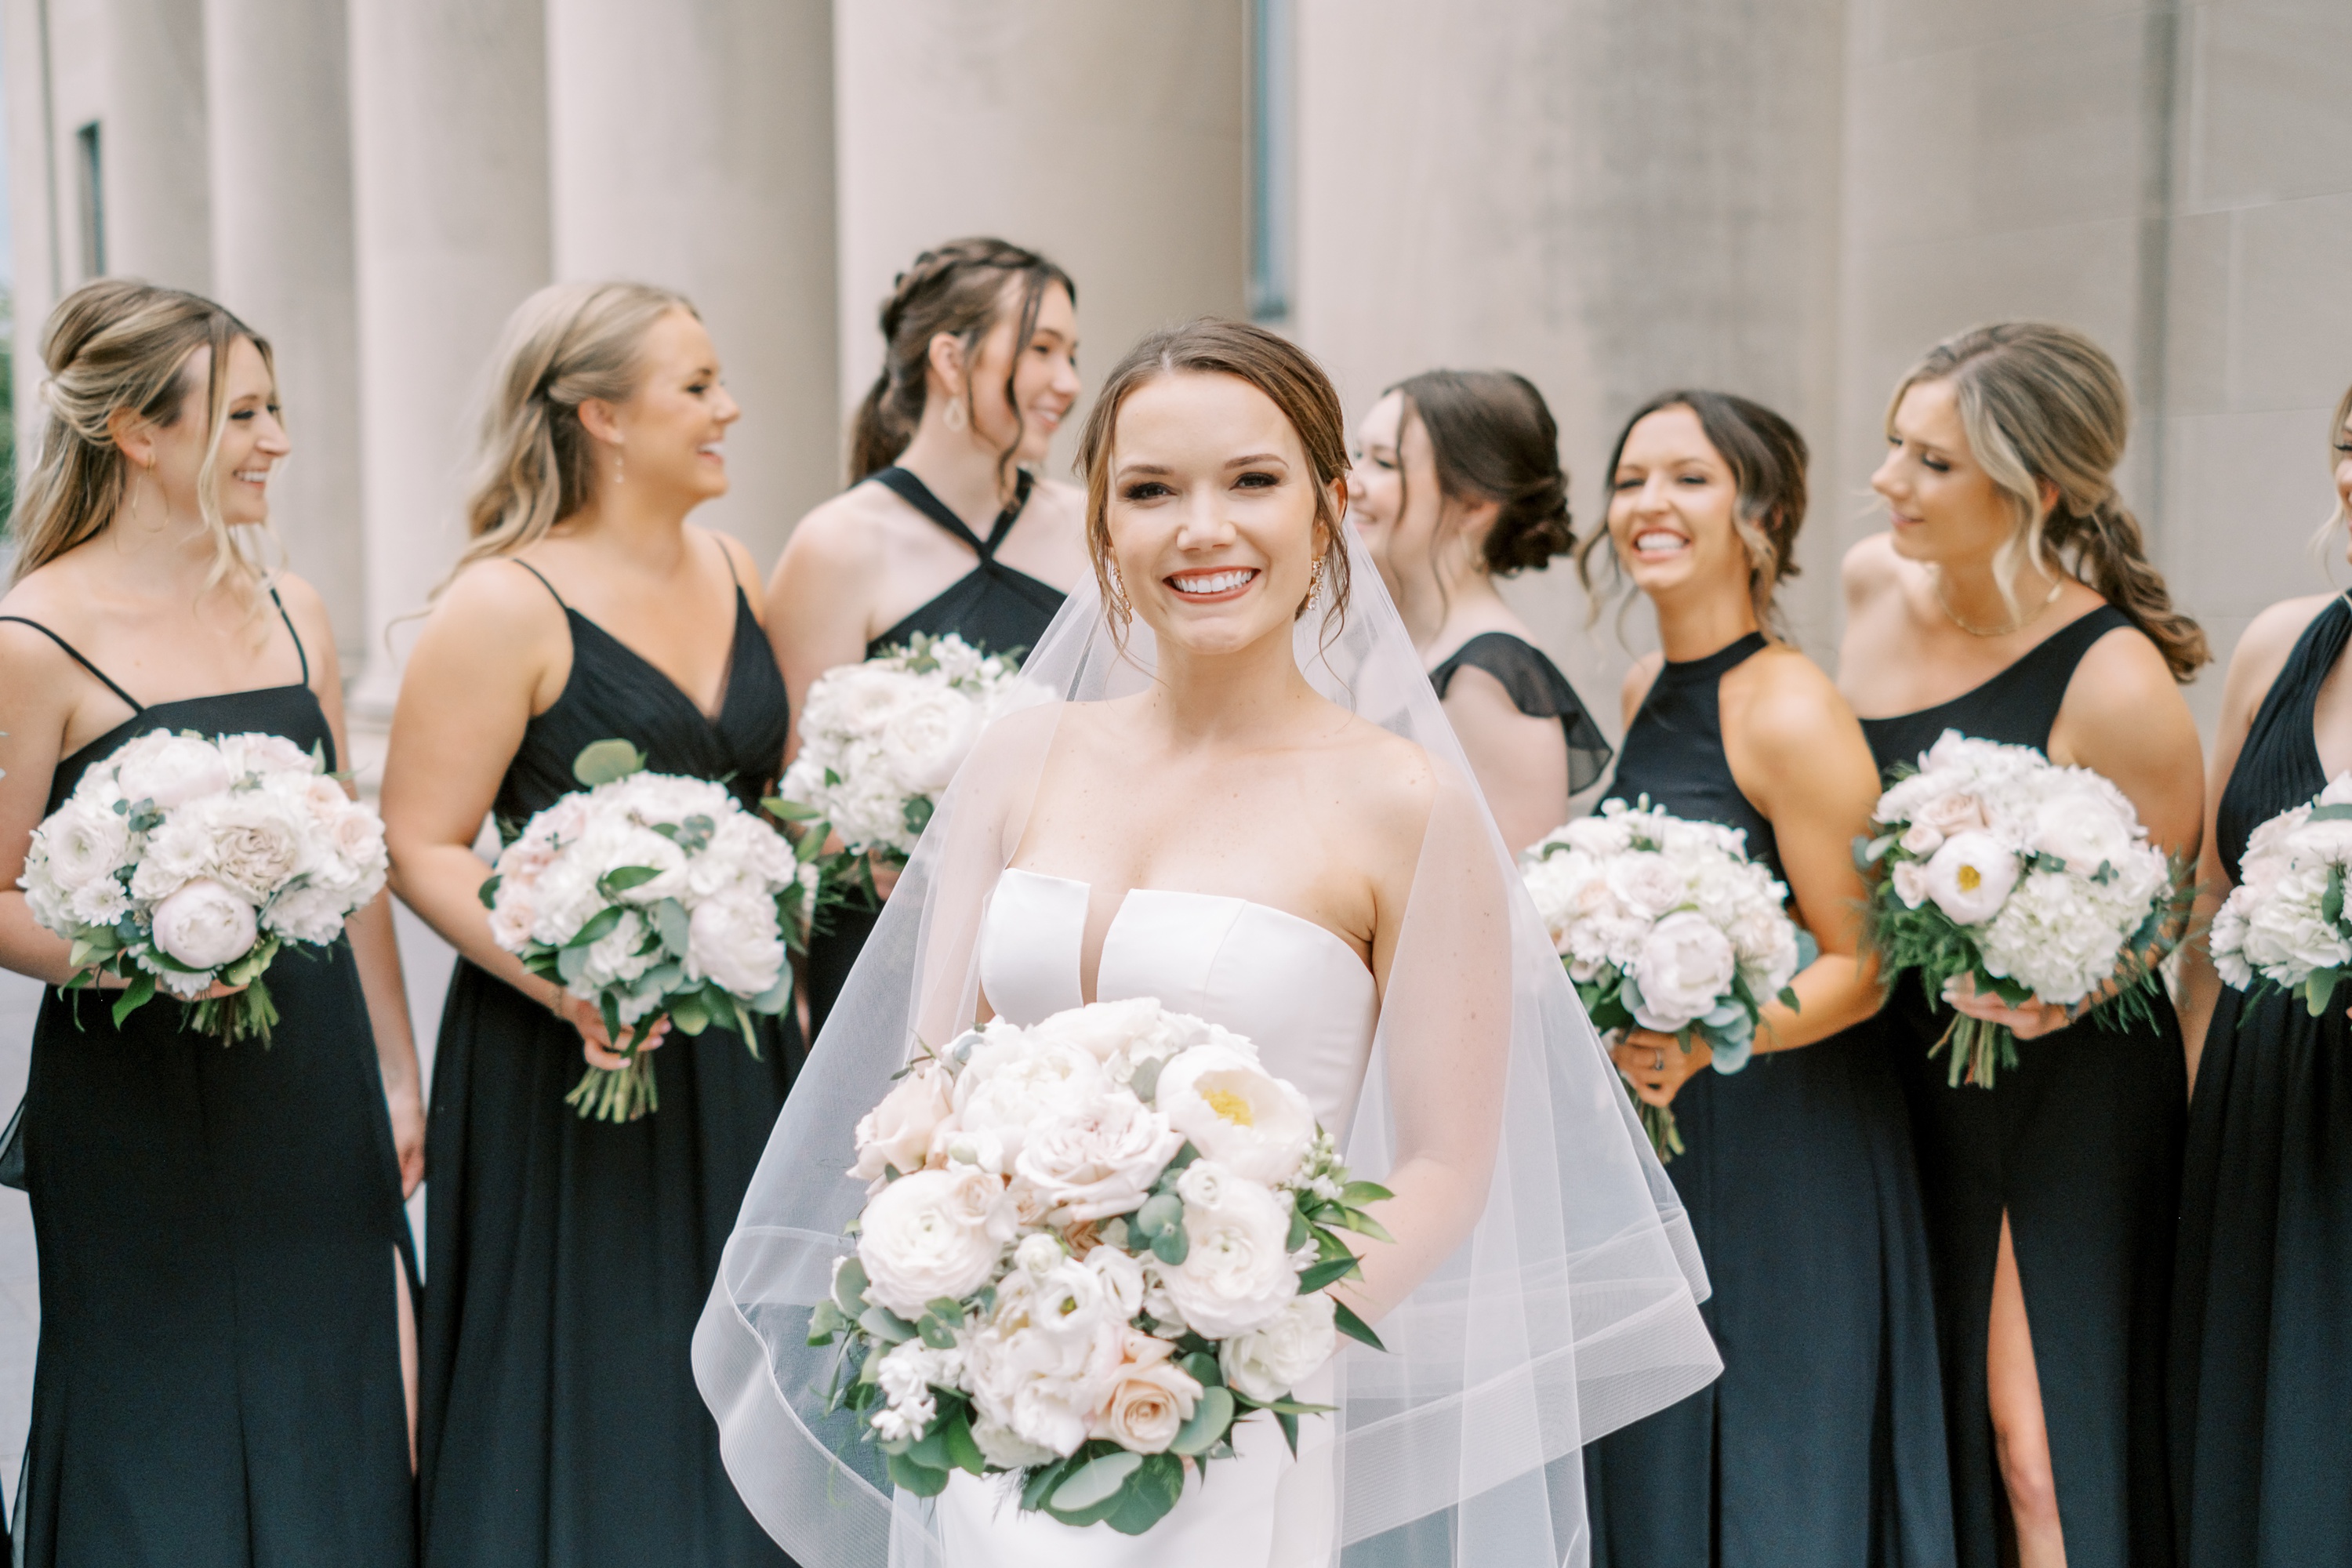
[935,867,1381,1566]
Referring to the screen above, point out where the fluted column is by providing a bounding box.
[346,0,552,715]
[203,0,365,643]
[833,1,1247,478]
[545,0,837,557]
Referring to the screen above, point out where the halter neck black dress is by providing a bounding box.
[1428,632,1613,795]
[416,563,800,1568]
[802,466,1066,1036]
[1860,604,2183,1568]
[1582,632,1955,1568]
[0,601,415,1567]
[2169,594,2352,1566]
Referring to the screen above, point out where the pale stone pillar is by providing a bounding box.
[833,0,1247,485]
[346,0,551,716]
[4,0,65,481]
[87,0,212,290]
[545,0,838,560]
[203,0,365,645]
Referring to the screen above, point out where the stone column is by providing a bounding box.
[346,0,552,716]
[89,0,212,289]
[833,0,1247,481]
[544,0,837,560]
[203,0,365,645]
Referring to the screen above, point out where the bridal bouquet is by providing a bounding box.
[1521,798,1804,1159]
[1860,729,2185,1088]
[481,739,804,1122]
[20,728,388,1044]
[808,997,1391,1536]
[766,633,1037,906]
[2209,772,2352,1013]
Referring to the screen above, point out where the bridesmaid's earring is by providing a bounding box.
[613,444,625,489]
[943,397,968,434]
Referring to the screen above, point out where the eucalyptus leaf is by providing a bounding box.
[572,739,647,787]
[1048,1450,1142,1512]
[1168,1386,1236,1456]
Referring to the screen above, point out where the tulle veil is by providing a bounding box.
[694,526,1721,1565]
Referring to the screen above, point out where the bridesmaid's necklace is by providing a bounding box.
[1930,567,2063,638]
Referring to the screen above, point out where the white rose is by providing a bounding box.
[112,732,232,809]
[684,893,786,1000]
[1014,1090,1185,1221]
[1628,909,1738,1032]
[953,1033,1106,1160]
[1892,860,1932,909]
[488,888,539,953]
[35,800,128,891]
[1160,1164,1298,1338]
[150,878,259,971]
[851,1062,956,1183]
[2029,790,2135,873]
[1915,790,1991,839]
[204,793,309,902]
[1097,1344,1202,1454]
[1219,1290,1337,1404]
[1155,1046,1316,1185]
[879,686,984,796]
[1604,851,1686,920]
[1899,822,1946,858]
[1922,831,2021,926]
[855,1168,1004,1319]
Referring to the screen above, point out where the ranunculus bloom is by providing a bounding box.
[1922,832,2020,926]
[855,1168,1004,1319]
[1160,1163,1298,1339]
[38,800,128,891]
[1219,1290,1338,1404]
[112,732,232,810]
[1156,1046,1316,1185]
[151,878,259,971]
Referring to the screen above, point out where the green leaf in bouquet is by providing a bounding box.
[902,1421,956,1472]
[2307,968,2344,1018]
[793,829,831,866]
[599,865,662,898]
[111,970,156,1028]
[1312,1226,1356,1265]
[648,898,691,958]
[885,1450,950,1497]
[760,795,823,822]
[1020,1454,1078,1513]
[477,873,503,910]
[2326,868,2347,930]
[556,943,591,986]
[730,996,761,1051]
[1149,1225,1189,1266]
[572,739,646,787]
[917,1311,960,1352]
[858,1305,917,1344]
[1296,1254,1361,1294]
[1178,1350,1221,1388]
[1133,1191,1182,1240]
[902,795,935,839]
[750,971,793,1016]
[1330,1207,1395,1244]
[1331,1298,1386,1352]
[1048,1450,1142,1515]
[668,990,710,1036]
[1275,1410,1301,1457]
[2310,804,2352,824]
[565,906,626,949]
[942,1407,987,1476]
[806,1298,848,1345]
[1169,1386,1235,1457]
[1285,1200,1312,1253]
[221,935,280,988]
[1340,1180,1395,1207]
[833,1256,871,1316]
[1102,1453,1185,1536]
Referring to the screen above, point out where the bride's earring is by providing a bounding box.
[1105,565,1132,630]
[1304,553,1327,612]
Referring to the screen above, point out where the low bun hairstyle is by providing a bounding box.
[1889,321,2207,681]
[1578,389,1809,630]
[1390,368,1574,575]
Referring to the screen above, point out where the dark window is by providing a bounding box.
[74,121,104,278]
[1247,0,1293,323]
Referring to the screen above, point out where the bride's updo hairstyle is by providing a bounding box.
[445,280,694,586]
[1073,318,1352,646]
[848,236,1075,485]
[1392,368,1576,575]
[11,278,278,593]
[1889,321,2207,679]
[1577,388,1808,631]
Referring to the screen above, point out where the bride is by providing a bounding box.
[695,320,1719,1566]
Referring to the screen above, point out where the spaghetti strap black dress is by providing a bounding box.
[1860,604,2184,1568]
[416,564,801,1568]
[802,466,1066,1036]
[1428,631,1614,795]
[0,601,415,1567]
[2169,594,2352,1566]
[1583,633,1955,1568]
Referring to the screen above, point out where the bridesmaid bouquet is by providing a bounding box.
[19,728,388,1044]
[1860,729,2186,1088]
[1520,798,1804,1160]
[480,739,807,1122]
[765,633,1040,913]
[2208,772,2352,1011]
[809,997,1390,1536]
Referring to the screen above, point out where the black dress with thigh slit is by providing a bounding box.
[1583,631,1956,1568]
[416,563,801,1568]
[2169,593,2352,1566]
[801,466,1065,1037]
[0,601,416,1568]
[1860,604,2184,1568]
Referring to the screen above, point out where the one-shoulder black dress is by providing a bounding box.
[1584,632,1955,1567]
[416,563,801,1568]
[1428,631,1613,796]
[1860,605,2183,1568]
[2169,593,2352,1566]
[802,466,1065,1036]
[1,601,415,1567]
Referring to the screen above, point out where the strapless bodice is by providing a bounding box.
[978,869,1379,1137]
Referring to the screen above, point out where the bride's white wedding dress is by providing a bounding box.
[935,867,1378,1566]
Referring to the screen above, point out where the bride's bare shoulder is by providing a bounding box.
[1325,710,1439,842]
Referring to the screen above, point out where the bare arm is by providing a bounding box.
[1439,666,1573,854]
[765,501,884,768]
[0,625,92,986]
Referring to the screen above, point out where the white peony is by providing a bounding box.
[1219,1290,1338,1404]
[1014,1090,1185,1221]
[2028,789,2135,874]
[1604,851,1686,920]
[953,1033,1105,1160]
[877,685,984,796]
[1159,1162,1298,1338]
[1629,909,1738,1032]
[1155,1046,1316,1185]
[855,1168,1004,1319]
[112,732,231,810]
[850,1062,956,1183]
[684,892,786,999]
[1922,832,2020,926]
[150,878,258,971]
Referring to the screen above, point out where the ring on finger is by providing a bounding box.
[1653,1047,1666,1073]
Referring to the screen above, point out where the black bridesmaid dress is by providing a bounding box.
[0,601,414,1566]
[1860,604,2184,1568]
[2169,594,2352,1566]
[417,562,801,1568]
[1583,632,1955,1568]
[801,466,1065,1036]
[1427,631,1613,795]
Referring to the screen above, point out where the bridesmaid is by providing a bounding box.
[0,281,419,1565]
[2169,379,2352,1566]
[1579,390,1951,1566]
[1349,369,1611,851]
[1838,323,2205,1568]
[765,238,1085,1035]
[383,282,796,1567]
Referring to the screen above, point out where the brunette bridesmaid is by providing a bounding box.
[383,282,796,1567]
[1839,323,2204,1568]
[1349,369,1610,851]
[0,281,419,1566]
[2169,379,2352,1567]
[1579,391,1952,1566]
[765,238,1086,1036]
